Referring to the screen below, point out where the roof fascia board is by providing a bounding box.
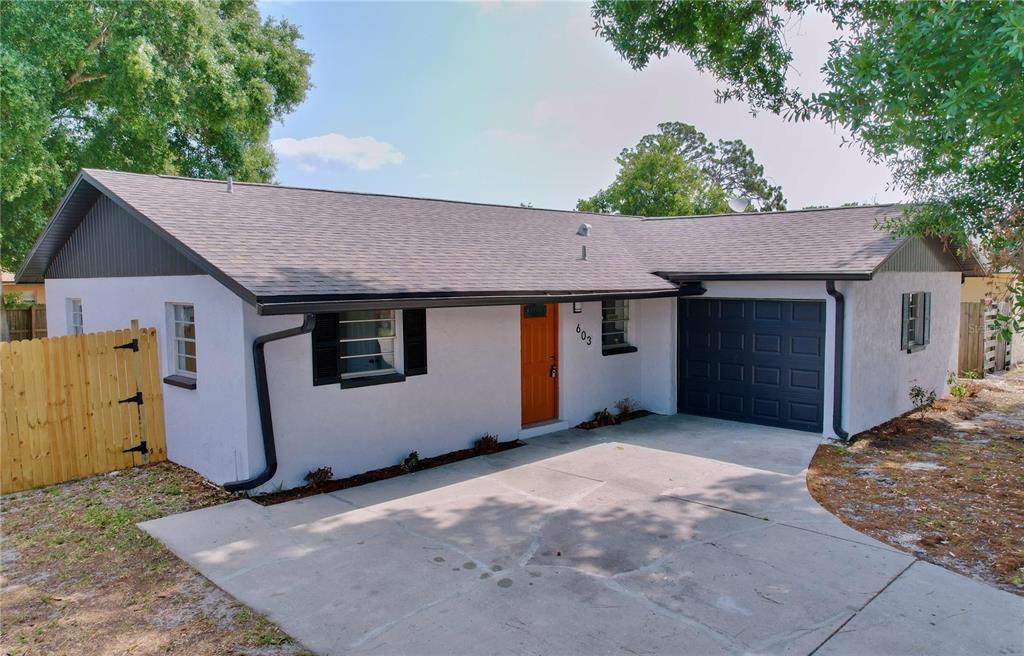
[658,272,873,282]
[78,170,258,306]
[256,287,704,315]
[15,171,90,283]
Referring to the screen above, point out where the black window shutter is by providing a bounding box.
[312,312,340,385]
[403,308,428,376]
[922,292,932,345]
[900,293,911,351]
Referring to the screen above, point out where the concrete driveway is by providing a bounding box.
[141,415,1023,655]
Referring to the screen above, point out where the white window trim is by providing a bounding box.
[338,309,403,379]
[166,303,197,378]
[66,298,84,336]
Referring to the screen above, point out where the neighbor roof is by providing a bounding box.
[17,170,974,312]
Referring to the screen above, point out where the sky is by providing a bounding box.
[259,1,905,211]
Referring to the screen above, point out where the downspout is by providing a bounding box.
[224,314,316,492]
[825,281,850,441]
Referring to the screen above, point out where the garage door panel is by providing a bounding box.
[790,335,822,357]
[753,333,783,353]
[718,362,745,382]
[678,298,826,433]
[753,366,781,387]
[717,393,745,415]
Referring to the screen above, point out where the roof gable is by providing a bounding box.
[48,194,204,279]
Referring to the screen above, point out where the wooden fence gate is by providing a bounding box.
[959,302,986,376]
[0,324,167,493]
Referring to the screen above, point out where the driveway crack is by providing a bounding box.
[807,558,918,655]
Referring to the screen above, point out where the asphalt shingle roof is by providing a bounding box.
[23,170,935,304]
[615,204,908,278]
[82,169,675,299]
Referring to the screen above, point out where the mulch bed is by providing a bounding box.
[807,367,1024,596]
[575,409,652,430]
[251,439,524,506]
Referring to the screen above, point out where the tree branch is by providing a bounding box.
[65,23,111,92]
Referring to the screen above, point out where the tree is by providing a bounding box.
[591,0,1024,332]
[0,0,312,271]
[577,122,784,216]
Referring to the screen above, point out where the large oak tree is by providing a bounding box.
[592,0,1023,332]
[0,0,312,271]
[577,122,784,216]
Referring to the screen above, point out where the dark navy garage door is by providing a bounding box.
[678,298,826,432]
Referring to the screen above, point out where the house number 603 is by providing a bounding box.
[576,324,592,346]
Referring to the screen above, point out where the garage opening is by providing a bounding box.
[678,298,826,432]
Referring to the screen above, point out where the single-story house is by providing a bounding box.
[17,169,981,492]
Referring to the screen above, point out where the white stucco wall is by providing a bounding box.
[240,299,675,491]
[844,271,961,435]
[43,276,251,483]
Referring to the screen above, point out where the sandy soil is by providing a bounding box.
[808,367,1024,595]
[0,463,311,655]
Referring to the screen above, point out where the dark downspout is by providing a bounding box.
[224,314,316,492]
[825,281,850,441]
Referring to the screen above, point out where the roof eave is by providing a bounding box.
[255,286,704,315]
[15,171,91,283]
[657,272,873,282]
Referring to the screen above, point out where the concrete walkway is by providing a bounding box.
[141,415,1024,655]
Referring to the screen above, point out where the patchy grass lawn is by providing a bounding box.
[0,463,310,655]
[808,366,1024,596]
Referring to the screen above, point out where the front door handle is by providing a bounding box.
[550,365,558,378]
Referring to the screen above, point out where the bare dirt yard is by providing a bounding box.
[0,463,309,656]
[808,366,1024,595]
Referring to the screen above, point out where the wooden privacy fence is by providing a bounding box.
[959,301,1014,377]
[1,324,167,493]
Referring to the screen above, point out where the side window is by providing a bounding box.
[169,303,197,376]
[901,292,931,352]
[601,299,636,355]
[67,298,84,335]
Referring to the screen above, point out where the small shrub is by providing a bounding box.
[593,408,618,426]
[947,372,969,403]
[474,433,500,453]
[304,466,334,488]
[614,397,640,416]
[960,369,980,380]
[909,385,937,417]
[401,451,420,472]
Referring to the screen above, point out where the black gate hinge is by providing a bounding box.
[115,339,139,352]
[123,440,148,455]
[118,391,144,405]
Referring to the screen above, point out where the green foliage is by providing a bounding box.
[401,451,420,472]
[909,385,937,416]
[593,408,619,426]
[304,466,334,488]
[947,371,969,403]
[2,291,31,308]
[591,0,1023,325]
[0,0,312,271]
[576,122,784,216]
[473,433,500,453]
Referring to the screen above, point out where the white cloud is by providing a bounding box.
[272,133,405,171]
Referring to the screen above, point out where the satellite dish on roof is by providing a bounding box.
[576,223,592,237]
[727,196,751,213]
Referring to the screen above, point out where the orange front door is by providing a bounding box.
[521,303,559,425]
